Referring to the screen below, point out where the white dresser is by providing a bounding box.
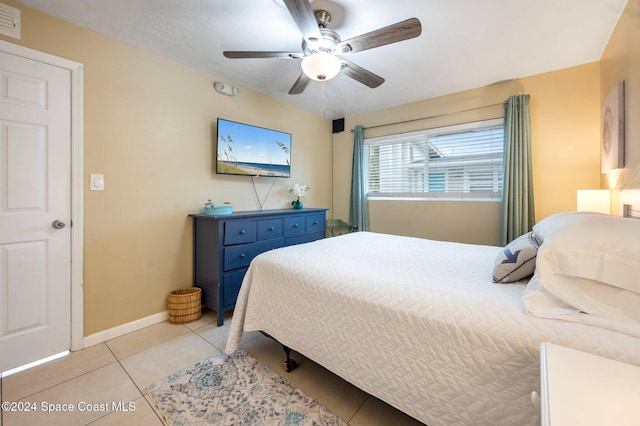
[539,342,640,426]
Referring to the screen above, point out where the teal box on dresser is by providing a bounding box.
[189,208,328,326]
[203,201,233,216]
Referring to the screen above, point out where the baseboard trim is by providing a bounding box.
[83,310,169,348]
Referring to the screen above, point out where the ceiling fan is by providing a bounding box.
[223,0,422,95]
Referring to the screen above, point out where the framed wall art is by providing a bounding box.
[601,81,625,172]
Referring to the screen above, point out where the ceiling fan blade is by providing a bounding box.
[337,18,422,54]
[288,73,311,95]
[283,0,322,43]
[341,60,385,88]
[223,51,303,59]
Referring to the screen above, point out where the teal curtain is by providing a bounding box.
[501,94,535,246]
[349,125,369,231]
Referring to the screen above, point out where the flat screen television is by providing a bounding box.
[216,118,291,178]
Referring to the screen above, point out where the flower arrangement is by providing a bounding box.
[289,184,310,209]
[289,184,310,200]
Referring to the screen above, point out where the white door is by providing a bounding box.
[0,51,71,372]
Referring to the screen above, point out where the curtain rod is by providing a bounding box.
[349,101,506,132]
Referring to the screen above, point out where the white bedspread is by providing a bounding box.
[226,232,640,426]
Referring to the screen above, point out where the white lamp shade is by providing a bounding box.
[301,52,342,81]
[577,189,611,214]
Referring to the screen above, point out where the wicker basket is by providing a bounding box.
[168,287,202,324]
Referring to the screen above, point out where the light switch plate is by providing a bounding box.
[90,174,104,191]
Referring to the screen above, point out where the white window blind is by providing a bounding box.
[365,119,504,200]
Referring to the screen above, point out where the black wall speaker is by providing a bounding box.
[332,118,345,134]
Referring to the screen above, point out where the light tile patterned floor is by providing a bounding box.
[0,309,424,425]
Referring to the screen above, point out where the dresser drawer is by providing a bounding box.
[306,213,325,234]
[224,220,257,245]
[257,219,283,240]
[223,238,284,271]
[286,231,325,246]
[284,216,306,237]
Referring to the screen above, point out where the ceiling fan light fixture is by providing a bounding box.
[301,52,341,81]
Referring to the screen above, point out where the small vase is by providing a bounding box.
[292,199,303,209]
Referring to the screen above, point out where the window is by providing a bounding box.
[365,119,504,200]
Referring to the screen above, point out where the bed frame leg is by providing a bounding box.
[282,345,297,372]
[260,331,297,372]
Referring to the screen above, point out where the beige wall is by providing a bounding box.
[600,0,640,212]
[1,1,332,335]
[332,63,601,245]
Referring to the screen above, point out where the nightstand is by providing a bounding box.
[539,342,640,426]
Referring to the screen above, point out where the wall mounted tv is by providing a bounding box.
[216,118,291,178]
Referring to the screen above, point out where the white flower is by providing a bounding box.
[289,184,310,198]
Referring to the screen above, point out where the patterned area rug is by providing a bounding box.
[145,349,347,425]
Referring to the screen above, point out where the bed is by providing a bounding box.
[225,208,640,426]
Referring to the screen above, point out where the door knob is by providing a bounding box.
[52,220,67,229]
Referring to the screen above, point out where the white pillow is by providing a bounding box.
[537,214,640,295]
[532,211,608,243]
[534,272,640,324]
[522,271,582,317]
[533,213,640,325]
[523,271,640,338]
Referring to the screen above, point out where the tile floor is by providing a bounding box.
[0,309,424,425]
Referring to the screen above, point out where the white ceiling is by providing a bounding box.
[13,0,628,119]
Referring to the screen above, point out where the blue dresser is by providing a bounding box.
[190,208,327,326]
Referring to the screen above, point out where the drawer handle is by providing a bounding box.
[313,220,319,224]
[239,230,246,235]
[268,227,275,231]
[239,254,246,258]
[293,224,299,228]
